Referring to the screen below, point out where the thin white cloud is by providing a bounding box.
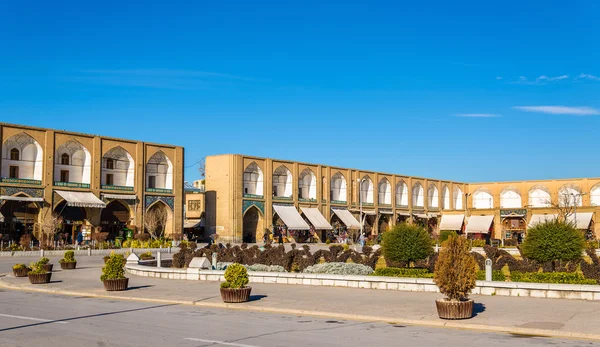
[577,73,600,81]
[513,106,600,116]
[496,76,503,80]
[456,113,500,118]
[509,74,569,85]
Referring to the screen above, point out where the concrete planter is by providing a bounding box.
[13,267,30,277]
[43,264,54,272]
[60,261,77,270]
[28,273,52,284]
[435,298,473,320]
[103,278,129,291]
[220,287,252,303]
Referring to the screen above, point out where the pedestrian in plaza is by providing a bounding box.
[278,229,284,244]
[263,229,271,245]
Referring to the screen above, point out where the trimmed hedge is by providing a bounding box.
[303,262,374,275]
[476,270,506,281]
[510,271,597,285]
[372,267,433,278]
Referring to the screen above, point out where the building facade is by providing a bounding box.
[0,123,184,244]
[204,154,600,244]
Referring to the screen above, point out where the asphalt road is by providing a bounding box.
[0,291,597,347]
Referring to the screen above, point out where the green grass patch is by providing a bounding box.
[372,267,434,278]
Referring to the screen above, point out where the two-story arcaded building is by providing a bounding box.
[204,154,600,244]
[0,123,184,243]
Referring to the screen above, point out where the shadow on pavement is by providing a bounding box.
[473,302,486,317]
[126,285,154,291]
[249,295,267,302]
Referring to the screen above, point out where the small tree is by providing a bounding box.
[434,234,478,301]
[40,212,62,249]
[382,224,433,267]
[144,207,168,240]
[521,219,585,271]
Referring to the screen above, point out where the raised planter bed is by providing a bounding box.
[103,278,129,291]
[60,262,77,270]
[28,273,52,284]
[13,267,30,277]
[435,299,473,320]
[220,287,252,303]
[43,264,54,272]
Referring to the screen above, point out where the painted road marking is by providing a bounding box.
[185,338,259,347]
[0,313,68,324]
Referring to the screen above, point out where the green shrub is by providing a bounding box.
[586,240,599,250]
[382,224,433,265]
[221,263,249,289]
[470,240,486,248]
[60,250,76,263]
[38,257,50,265]
[510,271,597,285]
[342,244,349,251]
[246,264,286,272]
[476,270,506,281]
[325,239,331,245]
[303,262,374,275]
[12,263,28,270]
[434,234,478,301]
[101,253,126,281]
[439,230,457,243]
[372,267,433,278]
[139,251,154,260]
[521,220,585,270]
[29,260,47,275]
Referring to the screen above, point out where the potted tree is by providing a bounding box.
[38,257,53,272]
[59,250,77,269]
[12,264,30,277]
[433,234,478,319]
[220,263,251,303]
[28,260,52,284]
[101,253,128,291]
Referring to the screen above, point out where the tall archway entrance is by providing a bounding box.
[55,200,87,244]
[146,201,172,238]
[0,196,40,242]
[242,207,262,243]
[378,214,390,234]
[101,201,130,240]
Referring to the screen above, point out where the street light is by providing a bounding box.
[358,178,367,241]
[569,192,587,227]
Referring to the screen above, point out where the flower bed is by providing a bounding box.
[303,262,374,275]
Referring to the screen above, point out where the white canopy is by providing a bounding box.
[439,214,465,231]
[567,212,594,230]
[184,219,203,228]
[300,207,333,230]
[0,195,43,202]
[528,214,558,228]
[272,205,310,230]
[465,215,494,234]
[55,190,106,209]
[102,193,137,200]
[380,210,394,215]
[397,211,411,216]
[413,213,429,219]
[0,211,4,222]
[331,209,361,230]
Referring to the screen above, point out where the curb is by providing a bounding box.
[0,276,599,341]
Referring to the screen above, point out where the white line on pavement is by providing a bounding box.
[0,313,68,324]
[184,338,259,347]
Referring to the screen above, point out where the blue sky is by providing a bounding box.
[1,1,599,183]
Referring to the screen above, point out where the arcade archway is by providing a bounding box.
[242,206,262,243]
[101,201,131,240]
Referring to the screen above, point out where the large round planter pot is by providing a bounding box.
[13,268,30,277]
[220,287,252,303]
[42,264,53,272]
[435,299,474,320]
[60,262,77,270]
[28,273,52,284]
[103,278,129,291]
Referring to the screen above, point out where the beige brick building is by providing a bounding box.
[205,154,600,244]
[0,123,184,244]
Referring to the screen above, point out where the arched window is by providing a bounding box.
[330,172,347,202]
[591,184,600,206]
[558,184,583,207]
[273,165,292,198]
[396,180,408,207]
[61,153,70,165]
[442,185,451,210]
[298,168,317,200]
[10,148,19,161]
[243,162,263,196]
[453,186,463,210]
[473,188,493,209]
[360,176,374,204]
[528,185,551,207]
[428,184,439,209]
[378,178,391,205]
[500,187,522,208]
[412,182,424,208]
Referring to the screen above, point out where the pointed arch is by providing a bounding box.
[55,140,92,184]
[243,162,263,196]
[273,165,292,198]
[243,205,263,243]
[330,172,347,202]
[2,132,44,181]
[298,168,317,200]
[360,175,374,204]
[453,186,464,210]
[146,151,173,190]
[528,184,551,208]
[146,199,173,237]
[473,187,493,209]
[591,184,600,206]
[558,183,583,207]
[378,178,391,205]
[427,184,439,209]
[103,146,135,187]
[500,186,522,208]
[442,185,451,210]
[412,182,424,208]
[396,180,408,207]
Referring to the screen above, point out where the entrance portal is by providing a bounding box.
[242,206,262,243]
[55,200,87,244]
[0,196,39,242]
[101,201,130,240]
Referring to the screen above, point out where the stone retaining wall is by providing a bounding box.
[125,263,600,301]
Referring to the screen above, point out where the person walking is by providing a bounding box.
[278,229,284,245]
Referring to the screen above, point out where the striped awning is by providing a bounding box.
[0,195,43,202]
[465,215,494,234]
[55,190,106,209]
[272,205,310,230]
[331,209,361,230]
[300,207,333,230]
[439,214,465,231]
[102,193,138,200]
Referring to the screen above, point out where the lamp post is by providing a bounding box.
[358,178,367,241]
[570,192,587,228]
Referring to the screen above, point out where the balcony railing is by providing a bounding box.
[379,203,392,207]
[101,185,134,192]
[361,202,374,207]
[330,200,347,205]
[146,188,173,194]
[299,198,317,203]
[243,193,264,199]
[273,196,293,201]
[54,181,90,189]
[1,177,42,185]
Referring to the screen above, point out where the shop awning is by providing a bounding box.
[300,207,333,230]
[528,214,557,228]
[272,205,310,230]
[0,212,4,222]
[55,190,106,209]
[331,209,361,229]
[397,211,411,216]
[428,212,440,218]
[465,215,494,234]
[0,195,43,202]
[184,219,203,228]
[413,213,429,219]
[102,193,138,200]
[567,212,594,230]
[380,210,394,215]
[439,214,465,231]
